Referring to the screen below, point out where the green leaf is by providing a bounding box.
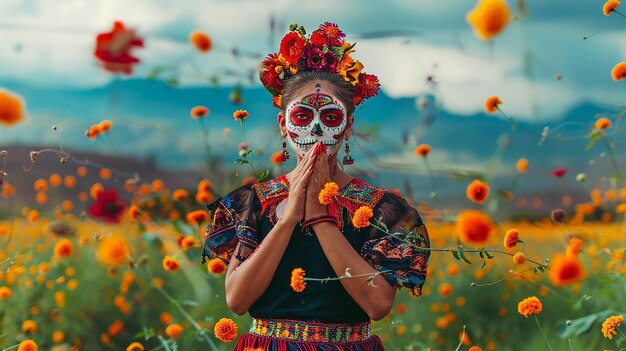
[484,250,494,259]
[234,159,249,164]
[479,250,485,258]
[555,310,619,338]
[257,170,269,182]
[482,258,487,269]
[147,67,165,79]
[452,250,461,262]
[458,246,472,264]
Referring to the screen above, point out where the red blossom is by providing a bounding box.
[259,53,283,94]
[551,168,568,178]
[310,22,345,47]
[94,21,144,75]
[354,73,380,106]
[88,189,127,223]
[279,32,306,66]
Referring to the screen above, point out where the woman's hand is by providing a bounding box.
[305,141,332,220]
[282,146,316,227]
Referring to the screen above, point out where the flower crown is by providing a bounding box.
[259,22,380,109]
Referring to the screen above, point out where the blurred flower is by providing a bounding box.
[415,144,432,157]
[617,203,626,214]
[165,323,184,339]
[208,258,227,275]
[611,62,626,81]
[233,109,249,121]
[513,252,526,265]
[439,283,453,296]
[159,312,172,325]
[86,120,113,140]
[516,158,528,173]
[22,320,37,334]
[551,168,567,178]
[566,237,584,258]
[52,331,64,343]
[46,221,75,237]
[214,318,239,342]
[223,128,232,136]
[457,210,493,245]
[469,347,482,351]
[271,151,286,165]
[504,229,519,249]
[603,0,621,15]
[196,191,214,204]
[594,117,612,130]
[0,88,26,126]
[181,236,198,250]
[484,96,502,113]
[601,315,623,339]
[97,237,130,266]
[576,173,586,182]
[466,0,511,41]
[238,142,250,150]
[189,30,212,52]
[466,179,490,204]
[352,206,374,229]
[549,254,585,287]
[318,182,339,205]
[53,239,74,258]
[94,21,144,74]
[162,255,181,271]
[517,296,542,317]
[197,179,213,192]
[190,106,209,119]
[17,340,37,351]
[186,209,209,225]
[88,189,126,223]
[126,342,144,351]
[290,267,306,292]
[550,208,567,223]
[0,286,11,299]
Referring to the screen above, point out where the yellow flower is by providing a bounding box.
[97,237,130,267]
[318,182,339,205]
[466,0,511,41]
[517,296,542,317]
[337,60,364,86]
[290,267,306,292]
[214,318,239,342]
[484,95,502,113]
[601,315,624,339]
[352,206,374,229]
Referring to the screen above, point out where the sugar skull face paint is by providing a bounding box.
[285,84,348,158]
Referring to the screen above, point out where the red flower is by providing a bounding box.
[551,168,568,178]
[88,189,127,223]
[279,32,306,66]
[310,22,345,47]
[354,73,380,106]
[94,21,144,75]
[259,53,284,94]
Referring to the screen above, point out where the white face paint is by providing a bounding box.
[284,83,348,158]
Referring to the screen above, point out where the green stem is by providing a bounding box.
[423,157,437,194]
[239,120,257,178]
[157,335,173,351]
[199,118,211,161]
[601,136,621,178]
[304,270,394,282]
[534,315,555,351]
[1,345,19,351]
[567,321,574,351]
[453,325,466,351]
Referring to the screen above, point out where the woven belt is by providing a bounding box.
[249,318,371,343]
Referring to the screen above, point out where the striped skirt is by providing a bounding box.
[234,318,385,351]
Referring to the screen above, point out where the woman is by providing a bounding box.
[202,23,430,351]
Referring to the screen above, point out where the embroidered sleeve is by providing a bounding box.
[360,192,430,297]
[201,183,259,265]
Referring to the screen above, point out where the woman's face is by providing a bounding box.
[282,81,349,158]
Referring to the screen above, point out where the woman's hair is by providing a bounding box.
[280,70,356,116]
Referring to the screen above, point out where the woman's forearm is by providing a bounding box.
[311,221,396,320]
[224,219,295,315]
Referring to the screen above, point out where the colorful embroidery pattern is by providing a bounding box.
[249,318,371,343]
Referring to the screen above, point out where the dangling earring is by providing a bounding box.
[280,138,290,162]
[342,138,354,165]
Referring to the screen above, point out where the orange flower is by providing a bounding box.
[603,0,621,15]
[503,229,519,249]
[97,237,130,266]
[617,203,626,214]
[233,109,249,121]
[186,209,209,225]
[517,296,542,317]
[126,342,145,351]
[594,117,612,130]
[318,182,339,205]
[352,206,374,229]
[195,191,214,204]
[290,267,306,292]
[54,239,74,258]
[214,318,238,342]
[415,144,432,157]
[22,320,37,333]
[33,178,48,192]
[271,151,285,165]
[484,96,502,113]
[439,283,453,296]
[190,30,212,53]
[566,237,583,258]
[513,252,526,265]
[99,120,112,132]
[172,189,189,200]
[162,255,181,271]
[0,286,11,299]
[190,106,209,119]
[549,254,585,287]
[601,315,624,339]
[516,158,528,173]
[17,340,37,351]
[456,210,493,245]
[159,312,172,325]
[466,179,490,204]
[208,258,227,275]
[128,204,140,220]
[52,330,65,343]
[166,323,184,339]
[466,0,510,41]
[611,62,626,81]
[181,236,198,250]
[0,89,26,126]
[469,347,482,351]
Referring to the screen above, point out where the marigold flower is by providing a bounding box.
[611,62,626,81]
[97,237,130,266]
[190,30,212,52]
[214,318,238,342]
[603,0,621,15]
[466,0,511,41]
[290,267,306,292]
[271,151,285,165]
[352,206,374,229]
[52,330,65,343]
[456,210,493,245]
[415,144,432,157]
[484,96,502,113]
[439,283,453,296]
[513,252,526,265]
[17,340,37,351]
[99,120,112,132]
[195,191,214,204]
[517,296,542,317]
[22,320,37,333]
[165,323,184,339]
[601,315,624,339]
[162,255,181,271]
[617,203,626,214]
[549,254,585,287]
[126,342,145,351]
[469,347,482,351]
[466,179,490,204]
[0,286,11,299]
[186,209,209,225]
[566,237,584,258]
[181,236,198,250]
[318,182,339,205]
[208,258,227,275]
[54,239,74,258]
[0,89,26,126]
[516,158,528,173]
[128,204,140,220]
[233,109,249,121]
[594,117,612,130]
[190,106,209,119]
[279,31,306,66]
[504,229,519,249]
